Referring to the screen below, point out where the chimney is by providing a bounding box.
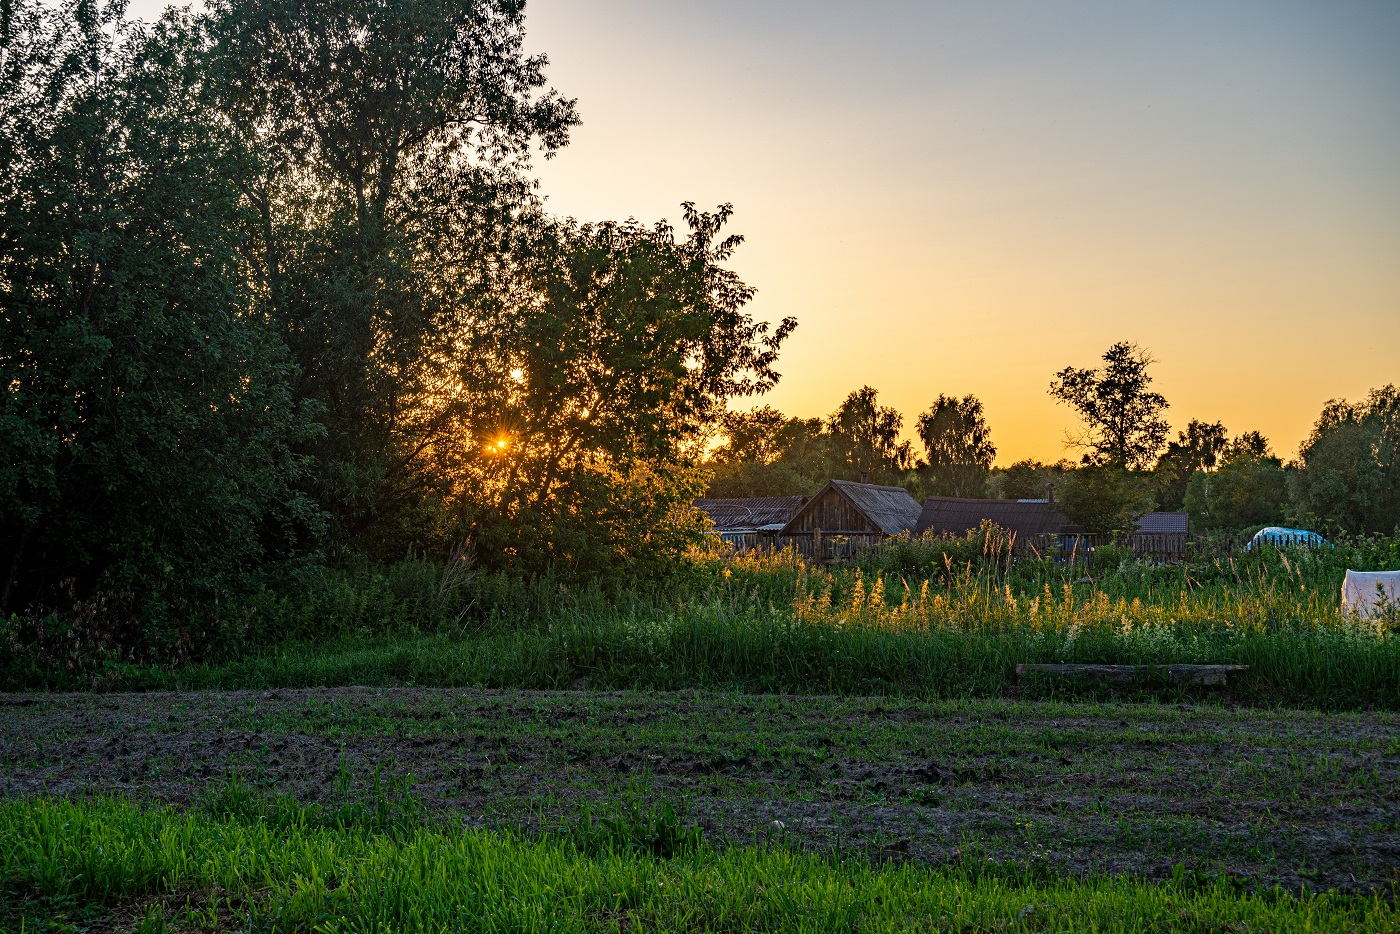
[1046,482,1055,508]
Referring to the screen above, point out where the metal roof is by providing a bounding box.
[693,496,808,531]
[915,496,1074,539]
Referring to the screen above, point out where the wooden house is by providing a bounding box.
[779,479,922,537]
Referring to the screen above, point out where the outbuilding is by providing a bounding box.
[779,479,922,537]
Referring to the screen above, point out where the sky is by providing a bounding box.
[518,0,1400,464]
[129,0,1400,464]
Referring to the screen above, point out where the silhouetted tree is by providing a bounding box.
[826,387,912,483]
[1049,341,1169,469]
[916,394,995,497]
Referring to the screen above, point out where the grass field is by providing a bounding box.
[4,687,1398,897]
[4,793,1397,933]
[4,541,1398,929]
[9,537,1397,709]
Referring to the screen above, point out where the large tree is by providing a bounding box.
[915,394,995,497]
[1154,419,1229,509]
[1184,455,1288,531]
[826,386,912,484]
[1049,341,1169,469]
[204,0,580,556]
[440,205,796,572]
[1290,385,1400,534]
[0,2,312,636]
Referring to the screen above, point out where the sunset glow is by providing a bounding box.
[521,0,1400,463]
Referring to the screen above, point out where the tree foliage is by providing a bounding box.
[826,386,912,484]
[1057,465,1156,537]
[1049,341,1169,469]
[0,2,314,634]
[204,0,581,555]
[1290,385,1400,535]
[442,206,794,571]
[915,394,995,497]
[1184,456,1288,531]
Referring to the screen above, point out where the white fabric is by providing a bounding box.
[1341,570,1400,618]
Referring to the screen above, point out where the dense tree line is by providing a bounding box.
[1,0,793,643]
[707,341,1398,539]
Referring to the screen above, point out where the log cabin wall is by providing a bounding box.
[784,488,879,533]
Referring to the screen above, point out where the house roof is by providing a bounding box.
[915,496,1074,539]
[693,496,808,531]
[1135,511,1188,534]
[780,479,922,536]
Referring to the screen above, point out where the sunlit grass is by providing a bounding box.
[2,796,1394,932]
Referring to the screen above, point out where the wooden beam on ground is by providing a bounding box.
[1015,663,1247,687]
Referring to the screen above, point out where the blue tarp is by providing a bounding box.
[1246,526,1329,550]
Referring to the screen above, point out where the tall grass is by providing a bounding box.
[6,533,1398,707]
[2,797,1392,932]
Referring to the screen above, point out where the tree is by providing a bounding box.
[1154,419,1229,510]
[204,0,581,557]
[1290,386,1400,534]
[1048,341,1169,469]
[706,461,811,498]
[0,2,313,636]
[1057,465,1156,537]
[441,205,796,572]
[826,387,912,484]
[1184,456,1288,530]
[712,407,820,465]
[915,394,995,497]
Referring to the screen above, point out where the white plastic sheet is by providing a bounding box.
[1341,570,1400,619]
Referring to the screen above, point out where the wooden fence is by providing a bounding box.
[714,529,1190,564]
[715,530,885,563]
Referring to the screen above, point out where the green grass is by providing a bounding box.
[5,689,1395,893]
[108,596,1400,709]
[2,796,1395,932]
[8,536,1399,709]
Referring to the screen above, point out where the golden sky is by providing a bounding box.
[523,0,1400,464]
[122,0,1400,464]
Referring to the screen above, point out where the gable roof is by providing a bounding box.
[915,496,1074,539]
[693,496,807,531]
[781,479,922,536]
[1135,511,1188,534]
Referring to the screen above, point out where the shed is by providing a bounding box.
[914,497,1074,540]
[779,479,922,536]
[693,495,807,532]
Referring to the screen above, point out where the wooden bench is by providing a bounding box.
[1015,663,1247,687]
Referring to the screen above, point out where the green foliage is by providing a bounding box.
[1057,465,1156,536]
[1290,385,1400,535]
[825,386,913,482]
[1154,419,1229,509]
[991,459,1066,500]
[915,393,995,497]
[1185,456,1289,530]
[446,206,792,573]
[1049,341,1170,468]
[0,2,316,642]
[10,533,1395,709]
[706,459,814,497]
[204,0,581,560]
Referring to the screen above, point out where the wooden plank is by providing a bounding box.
[1015,663,1247,687]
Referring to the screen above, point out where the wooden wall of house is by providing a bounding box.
[786,488,878,533]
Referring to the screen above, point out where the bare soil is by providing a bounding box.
[2,687,1397,894]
